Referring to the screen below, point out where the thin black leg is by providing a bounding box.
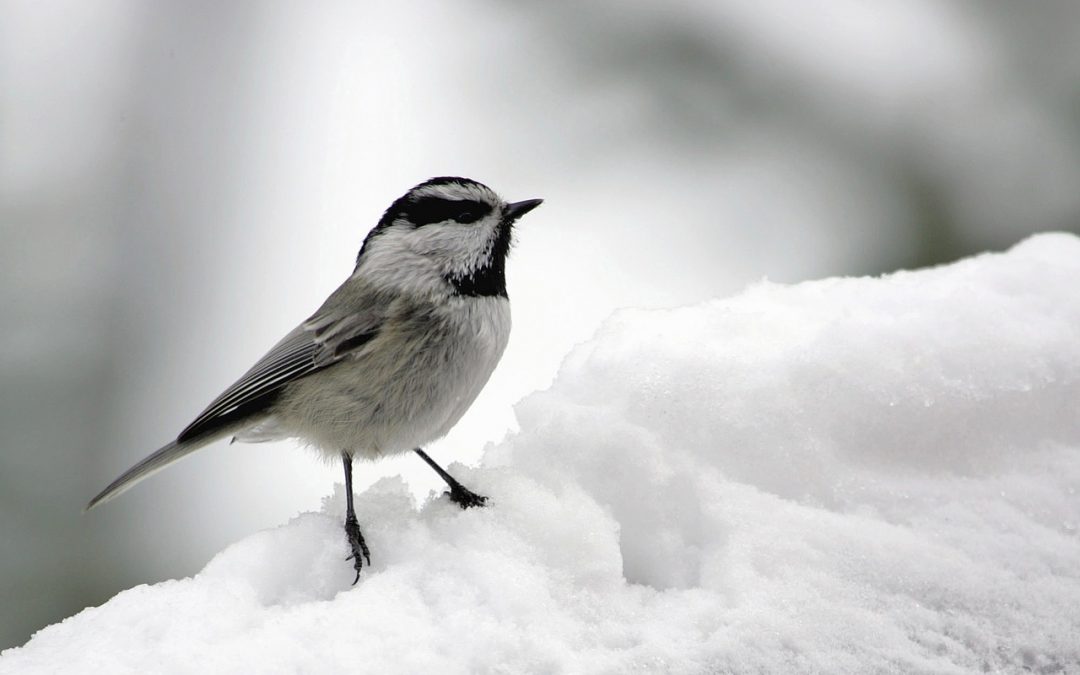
[342,452,370,584]
[413,448,487,509]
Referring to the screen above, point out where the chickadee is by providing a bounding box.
[87,177,542,582]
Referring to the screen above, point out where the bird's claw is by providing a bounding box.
[344,515,370,585]
[448,485,488,509]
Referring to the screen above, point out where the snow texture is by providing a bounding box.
[5,233,1080,674]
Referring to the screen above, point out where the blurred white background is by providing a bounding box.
[2,0,1079,650]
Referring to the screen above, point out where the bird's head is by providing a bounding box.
[354,177,542,298]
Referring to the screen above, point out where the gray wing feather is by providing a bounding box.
[87,280,390,510]
[176,327,318,442]
[178,304,383,442]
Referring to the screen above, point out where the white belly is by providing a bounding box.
[272,295,511,459]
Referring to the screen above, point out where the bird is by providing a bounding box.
[87,176,543,583]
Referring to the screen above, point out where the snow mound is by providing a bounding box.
[5,233,1080,674]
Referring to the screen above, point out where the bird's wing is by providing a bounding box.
[177,286,389,443]
[86,280,395,511]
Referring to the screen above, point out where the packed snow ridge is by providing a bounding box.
[5,233,1080,674]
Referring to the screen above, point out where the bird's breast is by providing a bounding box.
[280,295,511,458]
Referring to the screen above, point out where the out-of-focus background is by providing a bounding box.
[1,0,1078,650]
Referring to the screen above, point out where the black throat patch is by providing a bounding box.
[446,221,512,298]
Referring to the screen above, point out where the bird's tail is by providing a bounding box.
[85,434,218,511]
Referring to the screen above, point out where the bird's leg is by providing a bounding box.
[413,448,487,509]
[341,451,370,584]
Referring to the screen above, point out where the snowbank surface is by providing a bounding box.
[5,233,1080,674]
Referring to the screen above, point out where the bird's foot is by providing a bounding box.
[448,484,488,509]
[344,514,370,584]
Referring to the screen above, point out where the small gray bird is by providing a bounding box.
[87,177,542,582]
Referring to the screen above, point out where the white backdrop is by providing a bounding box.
[2,0,1080,650]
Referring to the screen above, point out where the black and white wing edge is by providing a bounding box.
[86,303,383,510]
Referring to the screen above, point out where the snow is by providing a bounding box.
[5,233,1080,674]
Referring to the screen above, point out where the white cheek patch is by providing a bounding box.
[405,216,500,277]
[355,217,501,293]
[354,225,439,293]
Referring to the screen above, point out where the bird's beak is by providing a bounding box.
[503,199,543,221]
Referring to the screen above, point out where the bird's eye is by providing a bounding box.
[450,201,489,224]
[456,209,480,224]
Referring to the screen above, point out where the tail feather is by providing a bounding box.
[86,435,217,511]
